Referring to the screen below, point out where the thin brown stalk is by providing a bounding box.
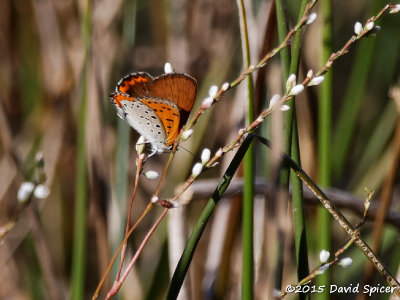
[105,208,169,299]
[116,153,146,281]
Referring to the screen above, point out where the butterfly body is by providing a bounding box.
[110,72,197,154]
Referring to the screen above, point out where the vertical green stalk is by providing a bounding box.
[237,1,255,298]
[71,1,91,299]
[288,0,310,289]
[276,0,310,290]
[316,0,333,298]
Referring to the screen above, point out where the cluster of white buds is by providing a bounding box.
[191,148,212,177]
[201,85,219,109]
[17,182,50,204]
[354,20,377,36]
[286,74,305,96]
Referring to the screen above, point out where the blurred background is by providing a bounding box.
[0,0,400,299]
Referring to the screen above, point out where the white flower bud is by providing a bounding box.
[286,74,297,92]
[34,185,50,199]
[316,263,329,274]
[268,94,281,109]
[389,4,400,14]
[201,148,211,164]
[136,136,146,154]
[18,182,35,204]
[151,196,159,203]
[164,62,174,74]
[192,163,203,177]
[181,129,194,141]
[215,148,223,158]
[365,21,374,31]
[201,97,214,109]
[354,22,363,35]
[306,12,317,25]
[280,105,290,111]
[319,250,330,263]
[307,69,314,78]
[221,82,230,91]
[289,84,304,96]
[339,257,353,268]
[308,75,325,86]
[208,85,219,98]
[144,170,159,180]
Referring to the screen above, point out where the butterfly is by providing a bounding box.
[110,72,197,155]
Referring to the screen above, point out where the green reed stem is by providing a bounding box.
[71,1,91,299]
[276,0,310,292]
[315,0,333,298]
[237,0,255,298]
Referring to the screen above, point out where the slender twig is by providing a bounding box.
[279,192,374,298]
[116,153,146,281]
[256,135,400,294]
[106,208,169,299]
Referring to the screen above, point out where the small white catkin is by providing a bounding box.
[308,75,325,86]
[221,82,230,91]
[34,185,50,199]
[280,104,290,112]
[145,170,159,180]
[17,182,35,203]
[201,148,211,164]
[289,84,304,96]
[316,263,330,274]
[286,74,297,92]
[268,94,281,109]
[201,97,214,109]
[389,4,400,14]
[164,62,174,74]
[208,85,219,98]
[306,12,317,25]
[354,22,363,35]
[181,129,194,141]
[339,257,353,268]
[319,250,330,263]
[192,163,203,177]
[365,21,374,31]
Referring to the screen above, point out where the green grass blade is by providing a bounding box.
[237,0,255,298]
[316,0,333,298]
[70,1,91,299]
